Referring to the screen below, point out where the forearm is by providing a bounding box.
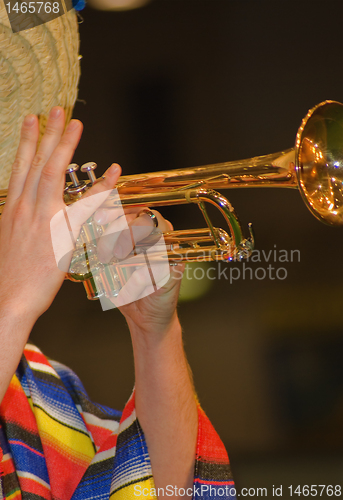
[128,314,198,498]
[0,303,35,404]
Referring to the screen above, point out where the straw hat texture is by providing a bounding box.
[0,2,80,189]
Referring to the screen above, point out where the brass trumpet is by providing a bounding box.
[0,100,342,300]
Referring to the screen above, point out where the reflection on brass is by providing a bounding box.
[0,100,342,300]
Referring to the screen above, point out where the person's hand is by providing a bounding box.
[0,107,121,323]
[94,206,185,338]
[118,261,184,340]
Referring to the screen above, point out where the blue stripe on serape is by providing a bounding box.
[7,442,50,484]
[71,458,114,500]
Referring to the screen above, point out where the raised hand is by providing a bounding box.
[0,107,120,322]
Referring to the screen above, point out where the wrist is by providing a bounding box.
[0,294,39,328]
[127,312,182,349]
[0,301,36,404]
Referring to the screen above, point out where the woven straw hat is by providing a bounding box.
[0,2,80,189]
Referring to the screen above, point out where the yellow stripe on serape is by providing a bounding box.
[8,374,21,390]
[27,396,34,413]
[110,479,157,500]
[6,490,22,500]
[33,406,95,466]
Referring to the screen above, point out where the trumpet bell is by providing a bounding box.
[296,100,343,226]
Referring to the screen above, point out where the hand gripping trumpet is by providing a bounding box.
[0,100,342,301]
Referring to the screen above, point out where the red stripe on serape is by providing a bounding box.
[85,424,114,450]
[2,456,16,476]
[0,381,39,435]
[120,391,135,423]
[196,406,230,463]
[88,427,118,452]
[18,477,51,500]
[23,348,52,367]
[41,443,91,500]
[194,479,235,486]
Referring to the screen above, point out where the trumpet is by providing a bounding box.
[0,100,342,301]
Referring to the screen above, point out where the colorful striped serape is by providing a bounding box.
[0,344,235,500]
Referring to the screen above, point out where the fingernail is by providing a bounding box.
[68,120,79,131]
[24,115,35,127]
[94,210,107,224]
[50,107,62,119]
[108,164,120,176]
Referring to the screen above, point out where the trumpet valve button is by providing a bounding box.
[81,162,97,184]
[66,163,81,187]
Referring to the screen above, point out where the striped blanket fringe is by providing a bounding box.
[0,344,236,500]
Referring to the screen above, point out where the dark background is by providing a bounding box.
[31,1,343,497]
